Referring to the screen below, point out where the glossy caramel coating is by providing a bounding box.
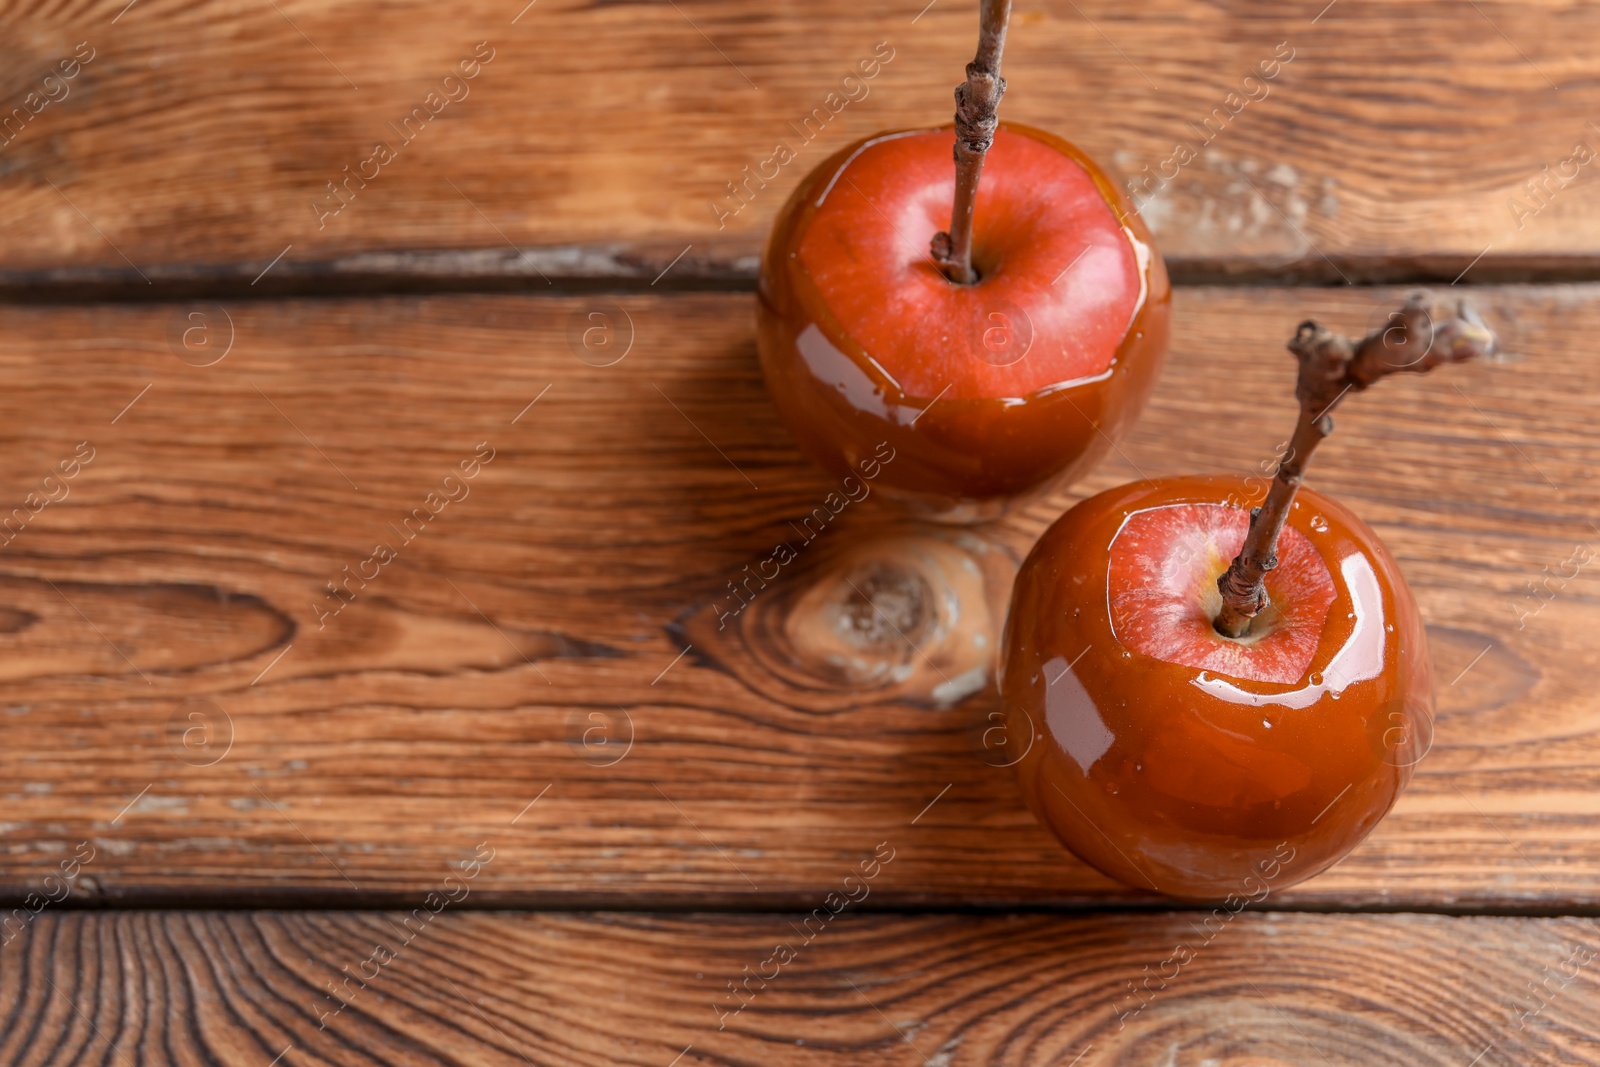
[1000,476,1433,899]
[758,124,1170,522]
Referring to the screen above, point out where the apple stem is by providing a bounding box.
[1213,292,1499,640]
[931,0,1013,285]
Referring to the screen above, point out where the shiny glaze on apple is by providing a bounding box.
[1000,476,1432,899]
[758,124,1170,522]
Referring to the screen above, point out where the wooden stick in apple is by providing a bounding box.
[930,0,1013,285]
[1213,292,1498,638]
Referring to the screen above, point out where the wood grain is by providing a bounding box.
[2,0,1600,288]
[4,910,1600,1065]
[0,285,1594,908]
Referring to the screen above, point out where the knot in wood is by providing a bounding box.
[836,562,934,650]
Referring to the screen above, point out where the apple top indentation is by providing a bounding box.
[1106,503,1337,686]
[795,126,1142,401]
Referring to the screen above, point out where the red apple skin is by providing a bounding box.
[1000,476,1433,900]
[758,124,1169,522]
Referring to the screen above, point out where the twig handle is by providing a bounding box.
[931,0,1012,285]
[1213,292,1497,638]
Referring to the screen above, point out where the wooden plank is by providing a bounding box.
[3,0,1600,289]
[0,285,1594,908]
[4,910,1599,1065]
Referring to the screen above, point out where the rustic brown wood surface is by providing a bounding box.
[4,910,1599,1066]
[3,0,1596,1057]
[2,0,1599,290]
[0,285,1591,909]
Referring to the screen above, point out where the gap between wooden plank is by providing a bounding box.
[19,893,1600,919]
[4,245,1600,303]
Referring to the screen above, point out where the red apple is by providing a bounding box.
[758,123,1169,521]
[1000,476,1431,899]
[998,293,1495,899]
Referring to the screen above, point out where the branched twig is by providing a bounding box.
[1213,291,1497,639]
[930,0,1012,285]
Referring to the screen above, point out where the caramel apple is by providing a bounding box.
[757,1,1168,521]
[999,293,1496,898]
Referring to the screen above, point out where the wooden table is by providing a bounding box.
[2,1,1599,1063]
